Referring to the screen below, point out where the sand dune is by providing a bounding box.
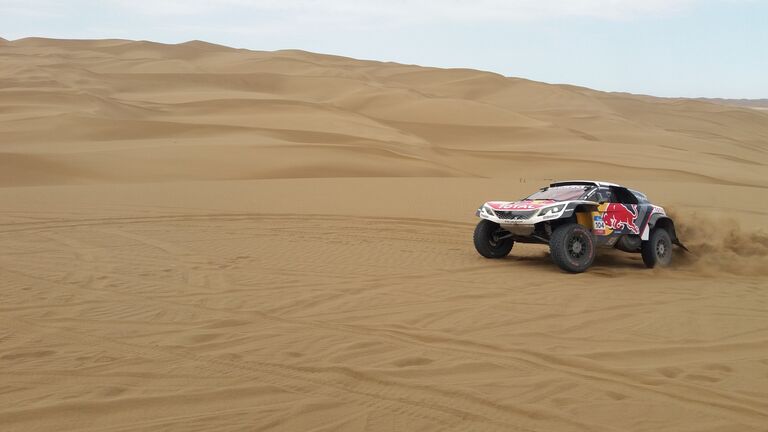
[0,38,767,431]
[2,37,767,186]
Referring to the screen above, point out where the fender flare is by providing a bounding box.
[647,215,688,251]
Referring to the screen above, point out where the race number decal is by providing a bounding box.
[593,216,605,230]
[593,215,606,235]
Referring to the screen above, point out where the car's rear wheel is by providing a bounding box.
[474,219,513,258]
[550,223,596,273]
[641,227,672,268]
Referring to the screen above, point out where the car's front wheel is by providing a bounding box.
[473,219,513,258]
[550,223,596,273]
[641,227,672,268]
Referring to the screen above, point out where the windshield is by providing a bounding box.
[525,185,593,202]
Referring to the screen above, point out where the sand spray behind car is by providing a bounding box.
[666,208,768,277]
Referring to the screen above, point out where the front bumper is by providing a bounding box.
[476,206,564,226]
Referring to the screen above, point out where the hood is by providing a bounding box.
[486,200,557,211]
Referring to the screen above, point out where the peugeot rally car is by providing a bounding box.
[474,180,686,273]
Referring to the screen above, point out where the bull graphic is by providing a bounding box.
[603,204,639,234]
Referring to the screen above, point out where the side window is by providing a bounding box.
[594,188,613,203]
[611,187,639,204]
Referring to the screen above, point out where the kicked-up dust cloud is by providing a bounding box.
[672,210,768,277]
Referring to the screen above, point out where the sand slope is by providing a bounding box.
[0,38,767,431]
[2,37,767,186]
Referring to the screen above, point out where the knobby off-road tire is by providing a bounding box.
[474,219,513,258]
[641,227,672,268]
[549,223,596,273]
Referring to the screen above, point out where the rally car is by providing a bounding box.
[474,180,686,273]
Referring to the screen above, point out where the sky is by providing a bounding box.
[1,0,766,98]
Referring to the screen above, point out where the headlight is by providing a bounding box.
[480,204,495,216]
[537,204,565,217]
[475,204,496,216]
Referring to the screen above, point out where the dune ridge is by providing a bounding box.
[1,38,767,432]
[1,37,767,187]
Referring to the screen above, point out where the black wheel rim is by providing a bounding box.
[567,232,589,260]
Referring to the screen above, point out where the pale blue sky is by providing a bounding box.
[1,0,765,98]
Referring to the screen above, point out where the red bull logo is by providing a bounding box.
[603,204,639,234]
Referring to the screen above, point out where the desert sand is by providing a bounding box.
[0,37,767,431]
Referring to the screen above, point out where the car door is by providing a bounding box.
[600,187,641,235]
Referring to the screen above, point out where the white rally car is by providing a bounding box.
[474,180,686,273]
